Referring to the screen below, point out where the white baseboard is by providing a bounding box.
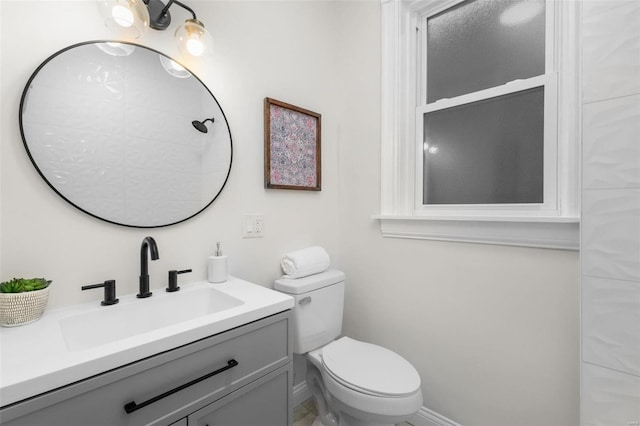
[293,380,461,426]
[293,381,312,407]
[408,406,463,426]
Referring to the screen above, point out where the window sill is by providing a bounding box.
[374,215,579,250]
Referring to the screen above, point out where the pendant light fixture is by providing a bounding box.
[174,18,213,58]
[98,0,150,39]
[97,0,213,58]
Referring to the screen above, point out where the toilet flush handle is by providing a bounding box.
[299,296,312,305]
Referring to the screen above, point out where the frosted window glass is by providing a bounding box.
[427,0,545,103]
[423,87,544,205]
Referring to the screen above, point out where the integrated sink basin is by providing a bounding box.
[59,287,244,351]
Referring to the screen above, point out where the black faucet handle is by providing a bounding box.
[166,269,192,292]
[82,280,119,306]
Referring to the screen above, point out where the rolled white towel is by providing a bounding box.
[281,246,330,279]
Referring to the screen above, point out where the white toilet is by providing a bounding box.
[274,269,423,426]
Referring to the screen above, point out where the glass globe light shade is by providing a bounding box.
[175,19,213,58]
[96,42,137,57]
[159,55,191,79]
[97,0,150,39]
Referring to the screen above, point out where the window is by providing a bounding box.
[419,0,553,211]
[378,0,579,249]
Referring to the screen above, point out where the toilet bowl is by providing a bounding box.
[307,337,423,426]
[274,270,422,426]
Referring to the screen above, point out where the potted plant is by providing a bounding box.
[0,278,52,327]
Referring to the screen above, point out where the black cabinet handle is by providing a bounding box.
[124,359,239,414]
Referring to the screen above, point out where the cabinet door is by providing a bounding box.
[189,364,292,426]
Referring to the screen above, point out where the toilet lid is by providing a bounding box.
[321,337,421,397]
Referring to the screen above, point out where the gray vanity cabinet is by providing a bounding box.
[0,311,292,426]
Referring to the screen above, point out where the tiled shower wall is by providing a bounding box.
[581,1,640,425]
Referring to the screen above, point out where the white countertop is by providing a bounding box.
[0,277,293,407]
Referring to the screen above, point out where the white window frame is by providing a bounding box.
[377,0,580,250]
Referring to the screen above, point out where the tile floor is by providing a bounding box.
[293,398,414,426]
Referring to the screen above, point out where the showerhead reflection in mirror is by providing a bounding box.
[192,117,215,133]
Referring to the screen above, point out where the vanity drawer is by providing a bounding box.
[1,311,292,426]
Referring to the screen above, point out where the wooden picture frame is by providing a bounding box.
[264,97,321,191]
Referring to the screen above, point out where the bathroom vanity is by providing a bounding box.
[0,278,294,425]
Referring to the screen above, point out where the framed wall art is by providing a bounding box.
[264,97,321,191]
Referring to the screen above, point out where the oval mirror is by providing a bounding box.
[19,41,232,228]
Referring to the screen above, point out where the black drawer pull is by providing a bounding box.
[124,359,239,414]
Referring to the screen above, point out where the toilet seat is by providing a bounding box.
[321,337,421,397]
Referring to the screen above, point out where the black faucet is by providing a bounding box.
[138,236,159,298]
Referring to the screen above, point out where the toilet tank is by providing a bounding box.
[274,270,345,354]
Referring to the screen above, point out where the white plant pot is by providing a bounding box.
[0,287,50,327]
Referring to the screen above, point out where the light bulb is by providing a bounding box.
[97,0,150,39]
[111,4,134,27]
[175,19,213,58]
[186,38,205,56]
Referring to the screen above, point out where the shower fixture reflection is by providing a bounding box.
[192,117,215,133]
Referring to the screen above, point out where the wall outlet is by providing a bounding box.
[242,214,264,238]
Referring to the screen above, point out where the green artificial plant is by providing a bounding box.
[0,278,52,293]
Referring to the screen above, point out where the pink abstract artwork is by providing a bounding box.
[265,98,321,191]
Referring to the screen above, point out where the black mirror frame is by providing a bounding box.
[19,40,233,228]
